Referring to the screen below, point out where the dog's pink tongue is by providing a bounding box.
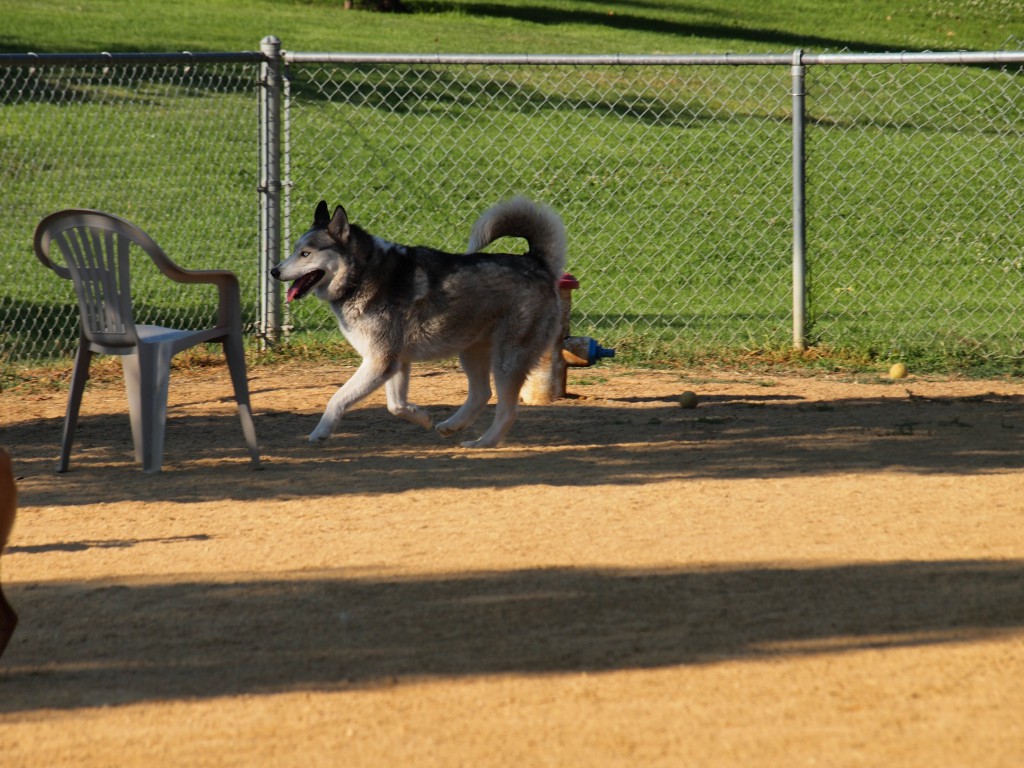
[286,282,301,303]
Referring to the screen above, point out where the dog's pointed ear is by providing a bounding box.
[327,205,350,245]
[314,200,330,228]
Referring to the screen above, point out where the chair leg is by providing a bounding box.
[57,342,92,473]
[123,344,173,473]
[224,333,260,468]
[121,352,144,465]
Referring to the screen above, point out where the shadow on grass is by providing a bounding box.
[1,559,1021,712]
[413,1,898,53]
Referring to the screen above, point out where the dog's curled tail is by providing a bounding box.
[467,196,567,278]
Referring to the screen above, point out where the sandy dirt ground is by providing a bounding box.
[1,360,1022,767]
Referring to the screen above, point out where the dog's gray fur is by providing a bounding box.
[271,196,567,448]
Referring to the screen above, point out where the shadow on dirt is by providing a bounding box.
[1,559,1021,712]
[5,535,212,555]
[5,386,1023,505]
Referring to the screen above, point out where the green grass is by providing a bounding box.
[2,0,1021,55]
[2,1,1023,378]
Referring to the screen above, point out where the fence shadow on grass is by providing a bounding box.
[1,559,1021,712]
[415,2,895,54]
[4,384,1024,506]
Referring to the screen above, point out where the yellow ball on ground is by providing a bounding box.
[678,390,699,408]
[889,362,908,379]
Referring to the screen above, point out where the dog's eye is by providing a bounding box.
[301,250,311,258]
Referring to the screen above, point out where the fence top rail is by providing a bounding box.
[281,50,1024,67]
[0,51,266,67]
[1,48,1020,69]
[801,50,1024,65]
[282,52,794,66]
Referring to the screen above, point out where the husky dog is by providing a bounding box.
[271,196,567,448]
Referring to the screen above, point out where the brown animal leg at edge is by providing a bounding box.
[0,447,18,658]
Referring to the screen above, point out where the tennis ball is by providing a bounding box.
[678,390,699,409]
[889,362,908,379]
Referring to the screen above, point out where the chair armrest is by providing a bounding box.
[140,229,241,328]
[164,267,238,288]
[163,268,242,330]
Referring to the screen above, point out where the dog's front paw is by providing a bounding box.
[402,406,433,430]
[460,436,502,449]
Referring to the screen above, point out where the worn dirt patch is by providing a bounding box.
[1,362,1022,766]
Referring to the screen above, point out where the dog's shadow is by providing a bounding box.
[5,386,1024,506]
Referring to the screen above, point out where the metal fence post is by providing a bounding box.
[791,49,808,351]
[258,35,283,347]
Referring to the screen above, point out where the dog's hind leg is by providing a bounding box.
[436,342,492,438]
[385,361,432,429]
[309,357,396,443]
[460,360,527,449]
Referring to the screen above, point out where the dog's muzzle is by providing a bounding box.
[274,268,326,303]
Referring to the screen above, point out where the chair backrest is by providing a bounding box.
[34,210,161,350]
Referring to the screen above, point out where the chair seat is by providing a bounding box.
[135,323,228,348]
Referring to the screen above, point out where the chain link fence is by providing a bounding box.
[281,56,796,363]
[804,56,1024,367]
[0,53,262,369]
[2,46,1022,376]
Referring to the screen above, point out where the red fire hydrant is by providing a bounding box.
[521,273,615,405]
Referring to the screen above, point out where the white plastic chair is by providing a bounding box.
[33,209,260,473]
